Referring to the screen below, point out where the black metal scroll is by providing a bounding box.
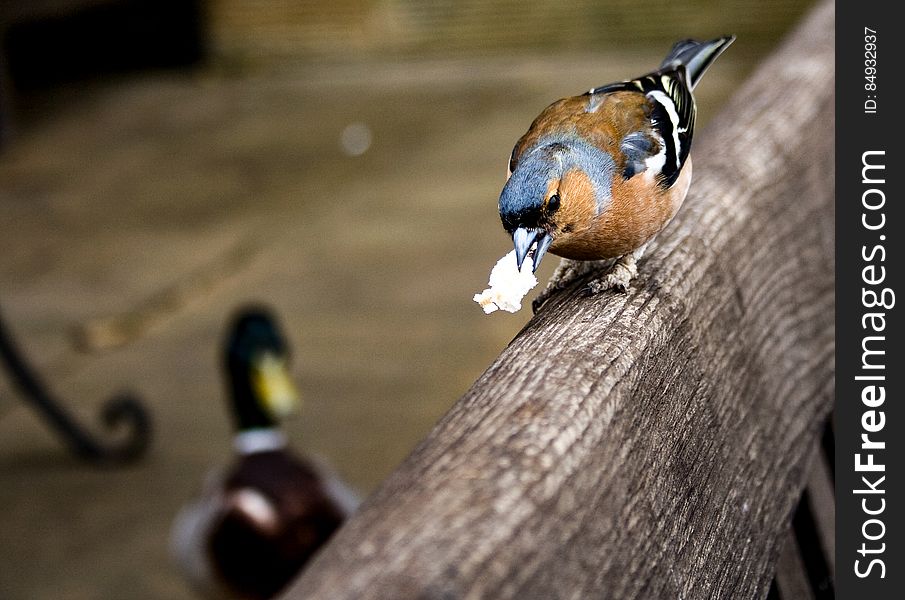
[0,306,151,464]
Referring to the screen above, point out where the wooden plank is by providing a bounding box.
[773,439,835,599]
[808,448,836,581]
[280,1,835,598]
[774,532,816,600]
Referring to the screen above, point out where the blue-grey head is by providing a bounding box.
[499,139,614,271]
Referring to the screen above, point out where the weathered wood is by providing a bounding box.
[773,439,835,599]
[281,2,835,598]
[806,445,836,584]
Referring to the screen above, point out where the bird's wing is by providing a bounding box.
[305,455,362,516]
[509,68,695,190]
[170,489,232,598]
[220,487,281,535]
[586,69,696,188]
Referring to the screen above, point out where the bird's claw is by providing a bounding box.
[584,258,637,295]
[531,288,558,314]
[583,279,628,295]
[531,296,545,314]
[533,254,638,311]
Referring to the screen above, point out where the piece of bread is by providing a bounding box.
[473,250,538,314]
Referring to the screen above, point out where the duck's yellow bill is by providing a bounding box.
[250,352,301,418]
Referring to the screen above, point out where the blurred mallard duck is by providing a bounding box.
[171,308,358,600]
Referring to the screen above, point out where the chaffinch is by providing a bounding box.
[498,36,735,309]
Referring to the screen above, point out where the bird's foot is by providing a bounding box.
[584,255,638,295]
[531,287,556,314]
[533,258,612,313]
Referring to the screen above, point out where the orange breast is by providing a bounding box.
[551,158,693,260]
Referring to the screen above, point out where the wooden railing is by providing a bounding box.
[281,1,835,597]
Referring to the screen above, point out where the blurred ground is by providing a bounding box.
[0,2,814,598]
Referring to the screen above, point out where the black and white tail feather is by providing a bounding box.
[586,36,735,188]
[659,37,735,89]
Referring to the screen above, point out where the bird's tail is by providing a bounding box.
[660,36,735,90]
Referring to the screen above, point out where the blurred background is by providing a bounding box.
[0,1,816,598]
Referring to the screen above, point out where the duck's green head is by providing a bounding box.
[224,307,300,431]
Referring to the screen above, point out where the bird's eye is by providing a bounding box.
[548,193,561,213]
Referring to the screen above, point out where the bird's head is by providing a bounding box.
[224,307,300,431]
[499,141,604,271]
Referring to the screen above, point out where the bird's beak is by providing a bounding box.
[513,227,554,273]
[250,352,301,418]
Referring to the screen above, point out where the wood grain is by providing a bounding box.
[281,1,835,598]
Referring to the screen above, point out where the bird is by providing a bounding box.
[498,36,735,310]
[171,307,359,600]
